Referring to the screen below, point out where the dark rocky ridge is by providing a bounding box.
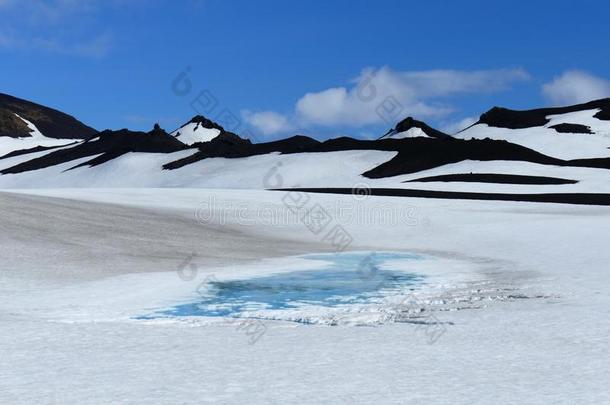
[361,138,610,178]
[162,129,610,179]
[342,138,567,178]
[405,173,578,185]
[379,117,452,140]
[163,134,320,169]
[0,142,79,160]
[2,93,610,184]
[549,123,593,134]
[0,93,97,139]
[173,115,226,137]
[1,125,187,174]
[477,98,610,129]
[274,188,610,206]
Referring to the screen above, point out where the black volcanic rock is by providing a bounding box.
[380,117,452,140]
[477,98,610,129]
[0,142,79,160]
[404,173,578,185]
[0,93,97,139]
[95,125,187,152]
[197,132,253,155]
[188,115,226,132]
[1,125,187,174]
[361,137,610,178]
[0,109,31,138]
[273,187,610,206]
[478,107,548,129]
[252,135,321,153]
[549,123,593,134]
[360,138,566,178]
[594,109,610,120]
[163,134,320,170]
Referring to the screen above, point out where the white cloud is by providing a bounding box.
[440,116,478,135]
[0,0,116,58]
[242,110,294,136]
[542,71,610,105]
[68,33,113,58]
[0,0,99,23]
[296,67,529,127]
[248,66,530,135]
[0,31,112,58]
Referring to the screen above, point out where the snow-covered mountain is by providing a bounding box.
[455,98,610,159]
[1,93,610,205]
[379,117,451,140]
[170,115,225,145]
[0,93,97,157]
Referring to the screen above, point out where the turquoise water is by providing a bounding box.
[143,252,424,319]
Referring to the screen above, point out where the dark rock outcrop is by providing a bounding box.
[0,93,97,139]
[164,134,320,170]
[379,116,452,140]
[549,123,593,134]
[274,187,610,206]
[404,173,578,185]
[0,109,31,138]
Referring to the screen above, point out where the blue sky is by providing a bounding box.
[2,0,610,140]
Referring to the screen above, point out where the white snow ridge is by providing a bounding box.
[171,120,221,145]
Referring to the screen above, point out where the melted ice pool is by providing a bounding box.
[143,252,426,320]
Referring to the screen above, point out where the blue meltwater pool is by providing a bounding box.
[143,252,426,320]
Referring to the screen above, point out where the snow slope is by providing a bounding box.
[0,114,78,157]
[2,146,610,195]
[1,188,609,404]
[0,149,399,189]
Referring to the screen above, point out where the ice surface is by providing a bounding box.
[142,252,425,321]
[1,188,609,404]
